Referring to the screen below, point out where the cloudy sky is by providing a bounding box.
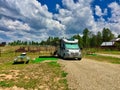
[0,0,120,42]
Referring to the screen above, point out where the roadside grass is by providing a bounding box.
[97,50,120,55]
[0,46,68,90]
[85,54,120,64]
[82,48,120,55]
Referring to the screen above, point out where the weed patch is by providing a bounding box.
[0,81,13,87]
[61,71,68,77]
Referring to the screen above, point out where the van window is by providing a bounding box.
[65,43,79,49]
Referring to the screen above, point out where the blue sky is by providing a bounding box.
[0,0,120,42]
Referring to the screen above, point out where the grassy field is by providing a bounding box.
[97,50,120,55]
[0,46,68,90]
[81,48,120,64]
[82,48,120,55]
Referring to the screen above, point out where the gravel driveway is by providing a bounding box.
[58,59,120,90]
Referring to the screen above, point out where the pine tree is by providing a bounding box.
[96,31,102,47]
[102,28,114,42]
[82,28,90,48]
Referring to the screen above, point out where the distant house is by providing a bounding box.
[101,38,120,50]
[111,38,120,42]
[0,42,6,47]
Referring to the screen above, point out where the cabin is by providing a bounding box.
[101,38,120,50]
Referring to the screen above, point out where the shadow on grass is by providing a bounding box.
[61,58,82,61]
[12,61,29,65]
[39,56,57,58]
[58,56,82,61]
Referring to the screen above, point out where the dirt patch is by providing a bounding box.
[0,86,25,90]
[58,58,120,90]
[0,70,20,81]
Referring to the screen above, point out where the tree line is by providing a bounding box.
[9,28,120,48]
[8,37,60,46]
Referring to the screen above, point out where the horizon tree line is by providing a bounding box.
[8,28,120,48]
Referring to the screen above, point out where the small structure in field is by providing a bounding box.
[0,42,6,47]
[101,38,120,50]
[13,53,30,64]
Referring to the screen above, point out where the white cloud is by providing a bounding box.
[95,5,107,17]
[0,17,30,31]
[54,0,97,35]
[56,4,60,10]
[55,0,120,37]
[0,0,66,42]
[108,2,120,23]
[0,0,120,42]
[108,2,120,35]
[92,2,120,36]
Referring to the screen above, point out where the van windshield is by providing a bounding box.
[65,43,79,49]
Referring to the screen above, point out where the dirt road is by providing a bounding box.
[58,59,120,90]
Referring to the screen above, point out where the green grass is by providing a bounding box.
[0,81,14,87]
[85,54,120,64]
[61,71,68,77]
